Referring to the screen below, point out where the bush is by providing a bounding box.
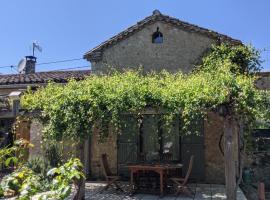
[45,158,85,199]
[0,186,3,198]
[0,158,84,200]
[0,167,42,199]
[26,156,52,178]
[43,141,63,167]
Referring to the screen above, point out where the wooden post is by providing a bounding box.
[224,116,237,200]
[75,140,85,200]
[258,182,265,200]
[84,136,90,178]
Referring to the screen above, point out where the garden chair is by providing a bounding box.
[100,154,123,192]
[169,155,194,197]
[160,152,173,162]
[137,152,146,162]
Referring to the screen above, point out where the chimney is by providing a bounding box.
[23,56,36,74]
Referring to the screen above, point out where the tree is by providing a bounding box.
[21,44,269,200]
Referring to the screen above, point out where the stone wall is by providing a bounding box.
[89,127,117,180]
[88,112,240,184]
[28,119,91,177]
[204,112,239,184]
[15,119,31,160]
[29,119,43,157]
[256,72,270,90]
[92,21,216,74]
[204,112,225,183]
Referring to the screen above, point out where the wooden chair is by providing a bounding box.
[170,155,194,197]
[137,152,146,162]
[160,152,173,162]
[100,154,123,192]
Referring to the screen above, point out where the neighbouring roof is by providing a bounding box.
[257,71,270,77]
[0,70,91,86]
[84,10,242,62]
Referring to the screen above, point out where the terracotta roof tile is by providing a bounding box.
[0,70,91,86]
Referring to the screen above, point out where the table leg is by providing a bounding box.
[131,170,134,189]
[160,170,164,197]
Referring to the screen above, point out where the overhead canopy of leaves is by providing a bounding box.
[21,44,269,141]
[199,44,262,74]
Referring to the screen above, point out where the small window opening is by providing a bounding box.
[152,27,163,44]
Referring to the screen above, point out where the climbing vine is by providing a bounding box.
[21,44,269,141]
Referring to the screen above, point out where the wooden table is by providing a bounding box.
[128,164,183,196]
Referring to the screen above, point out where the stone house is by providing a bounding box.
[83,10,242,184]
[0,58,90,155]
[0,10,269,184]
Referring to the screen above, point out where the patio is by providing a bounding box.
[81,182,247,200]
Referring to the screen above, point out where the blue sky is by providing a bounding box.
[0,0,270,74]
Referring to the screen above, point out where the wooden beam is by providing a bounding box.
[121,107,181,115]
[224,116,237,200]
[258,182,265,200]
[76,141,85,200]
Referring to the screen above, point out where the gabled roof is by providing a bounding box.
[84,10,242,62]
[0,70,91,86]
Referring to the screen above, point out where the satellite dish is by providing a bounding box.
[17,58,26,73]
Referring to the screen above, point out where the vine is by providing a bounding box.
[21,44,269,141]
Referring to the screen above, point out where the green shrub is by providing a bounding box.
[0,167,42,199]
[0,186,3,198]
[43,141,63,167]
[0,158,84,200]
[45,158,85,199]
[26,156,52,178]
[0,139,33,168]
[18,174,42,200]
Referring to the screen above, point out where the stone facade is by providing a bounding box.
[91,21,216,74]
[256,72,270,90]
[29,119,43,157]
[89,112,239,184]
[27,119,91,177]
[15,117,43,159]
[204,112,225,183]
[87,13,241,183]
[204,112,240,184]
[90,127,117,180]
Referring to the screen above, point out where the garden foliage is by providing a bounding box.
[0,158,84,200]
[0,139,33,168]
[21,44,269,140]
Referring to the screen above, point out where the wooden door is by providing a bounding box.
[141,115,159,161]
[181,118,205,181]
[117,115,138,178]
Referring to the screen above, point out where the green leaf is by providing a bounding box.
[5,157,18,167]
[47,168,58,176]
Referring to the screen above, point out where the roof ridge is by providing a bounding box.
[84,10,242,62]
[0,69,91,77]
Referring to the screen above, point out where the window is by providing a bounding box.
[152,27,163,44]
[141,115,180,161]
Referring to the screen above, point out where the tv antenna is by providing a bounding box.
[32,41,42,57]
